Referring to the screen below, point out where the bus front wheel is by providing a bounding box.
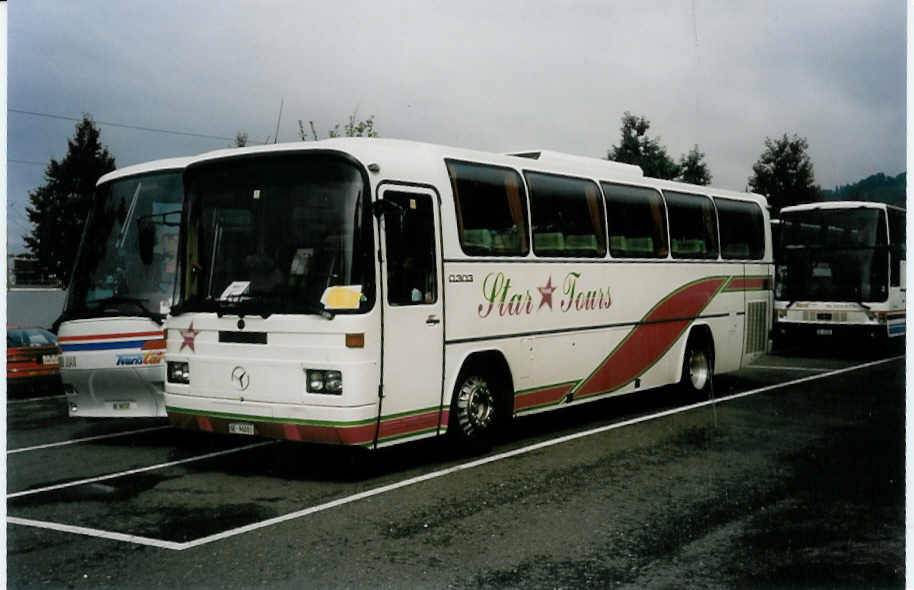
[450,370,499,449]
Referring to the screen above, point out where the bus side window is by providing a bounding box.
[665,191,719,260]
[446,160,529,257]
[383,192,438,306]
[715,198,765,260]
[526,171,605,258]
[602,183,668,258]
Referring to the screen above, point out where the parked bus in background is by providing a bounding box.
[56,157,189,417]
[773,201,905,345]
[164,139,773,451]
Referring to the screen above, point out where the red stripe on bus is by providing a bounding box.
[378,410,440,440]
[725,277,768,291]
[574,277,727,399]
[514,383,575,412]
[58,330,165,342]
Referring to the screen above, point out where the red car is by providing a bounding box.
[7,327,62,395]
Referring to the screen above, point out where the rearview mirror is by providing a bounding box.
[138,222,156,265]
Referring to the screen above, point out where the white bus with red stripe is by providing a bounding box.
[57,157,188,417]
[773,201,905,344]
[164,139,773,450]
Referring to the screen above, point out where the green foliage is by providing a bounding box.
[298,112,378,141]
[820,172,905,206]
[607,112,712,185]
[678,145,712,186]
[233,131,248,147]
[607,112,680,179]
[748,133,819,216]
[25,115,116,286]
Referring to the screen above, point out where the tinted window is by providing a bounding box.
[888,208,905,287]
[526,172,605,257]
[715,198,765,259]
[602,183,668,258]
[665,191,719,259]
[383,192,438,306]
[447,160,529,256]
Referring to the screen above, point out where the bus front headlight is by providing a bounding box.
[167,361,190,384]
[306,369,342,394]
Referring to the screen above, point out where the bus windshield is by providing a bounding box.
[175,152,374,317]
[776,207,888,303]
[65,170,183,322]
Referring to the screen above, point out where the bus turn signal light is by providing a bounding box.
[346,333,365,348]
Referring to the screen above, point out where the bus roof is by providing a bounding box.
[182,138,764,205]
[780,200,905,214]
[96,156,194,187]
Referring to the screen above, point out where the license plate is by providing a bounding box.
[42,354,60,365]
[112,401,132,411]
[816,328,833,336]
[60,356,77,368]
[229,422,255,436]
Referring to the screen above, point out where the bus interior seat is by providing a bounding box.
[565,234,598,254]
[534,232,565,254]
[492,230,521,253]
[462,229,493,253]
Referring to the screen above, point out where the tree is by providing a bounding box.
[678,145,711,185]
[748,133,819,216]
[607,112,680,180]
[25,115,116,286]
[233,131,249,147]
[298,112,378,141]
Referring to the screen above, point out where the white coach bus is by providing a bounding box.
[164,139,773,449]
[773,201,905,343]
[57,157,188,417]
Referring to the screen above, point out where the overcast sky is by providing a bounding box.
[7,0,906,253]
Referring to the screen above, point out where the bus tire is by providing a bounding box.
[449,367,501,450]
[680,333,712,398]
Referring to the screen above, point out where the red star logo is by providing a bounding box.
[179,321,199,353]
[538,276,556,311]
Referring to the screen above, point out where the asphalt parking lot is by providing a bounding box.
[6,345,906,589]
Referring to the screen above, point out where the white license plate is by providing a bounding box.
[816,328,833,336]
[42,354,60,365]
[229,422,256,436]
[60,356,77,368]
[112,401,132,411]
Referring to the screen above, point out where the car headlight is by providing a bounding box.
[167,361,190,384]
[306,369,342,394]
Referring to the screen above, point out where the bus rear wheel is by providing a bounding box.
[680,335,712,398]
[450,370,500,449]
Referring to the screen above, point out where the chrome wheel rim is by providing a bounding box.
[457,375,495,436]
[688,348,710,391]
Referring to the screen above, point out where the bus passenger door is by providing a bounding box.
[377,186,444,443]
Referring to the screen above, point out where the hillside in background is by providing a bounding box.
[820,172,906,206]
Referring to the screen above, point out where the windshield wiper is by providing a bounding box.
[86,296,164,325]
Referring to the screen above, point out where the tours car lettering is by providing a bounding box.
[478,272,611,318]
[561,272,613,312]
[116,352,164,366]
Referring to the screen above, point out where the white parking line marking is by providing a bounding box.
[7,394,67,404]
[746,365,832,372]
[8,425,174,455]
[7,517,184,551]
[7,354,903,550]
[7,440,277,499]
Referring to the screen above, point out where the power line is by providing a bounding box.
[8,159,47,167]
[9,108,234,141]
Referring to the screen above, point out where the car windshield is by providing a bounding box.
[65,170,183,320]
[174,152,374,316]
[776,207,888,302]
[7,328,57,348]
